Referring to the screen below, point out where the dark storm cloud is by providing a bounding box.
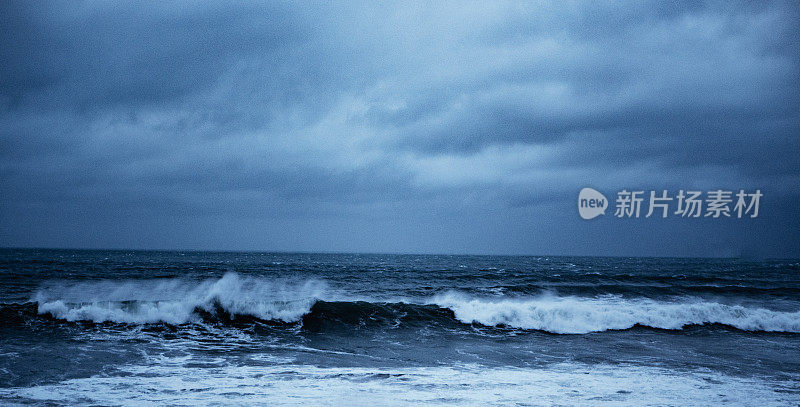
[0,2,309,107]
[0,1,798,256]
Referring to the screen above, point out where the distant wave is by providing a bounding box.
[17,273,800,334]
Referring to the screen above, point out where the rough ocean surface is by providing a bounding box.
[0,249,798,406]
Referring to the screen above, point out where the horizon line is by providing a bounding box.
[0,246,792,261]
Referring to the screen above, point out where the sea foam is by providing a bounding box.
[35,272,326,324]
[430,291,800,333]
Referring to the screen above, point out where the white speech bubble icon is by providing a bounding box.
[578,188,608,220]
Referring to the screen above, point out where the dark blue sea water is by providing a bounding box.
[0,249,798,405]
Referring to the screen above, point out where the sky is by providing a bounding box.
[1,1,798,257]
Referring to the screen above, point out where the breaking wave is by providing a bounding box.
[20,273,800,334]
[429,291,800,334]
[33,272,326,325]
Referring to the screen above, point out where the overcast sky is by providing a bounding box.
[1,1,798,257]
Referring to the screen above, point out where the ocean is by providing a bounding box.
[0,249,798,406]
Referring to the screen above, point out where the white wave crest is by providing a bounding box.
[35,272,326,324]
[429,291,800,334]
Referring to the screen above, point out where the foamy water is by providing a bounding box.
[3,358,797,406]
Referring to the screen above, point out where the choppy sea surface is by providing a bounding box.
[0,249,798,406]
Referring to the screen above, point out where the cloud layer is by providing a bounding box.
[1,1,798,256]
